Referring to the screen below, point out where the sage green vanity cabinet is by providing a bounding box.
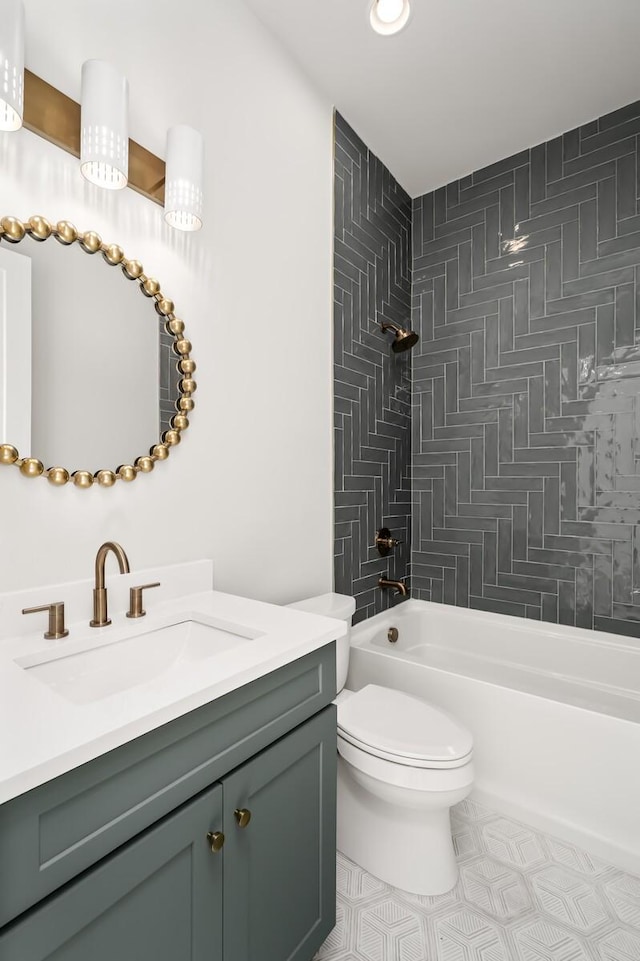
[0,645,337,961]
[224,707,336,961]
[0,782,225,961]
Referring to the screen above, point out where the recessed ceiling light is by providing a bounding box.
[369,0,411,36]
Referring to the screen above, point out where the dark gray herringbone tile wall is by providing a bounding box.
[412,101,640,637]
[159,326,180,435]
[334,113,412,624]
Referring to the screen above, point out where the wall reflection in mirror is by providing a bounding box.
[0,237,178,472]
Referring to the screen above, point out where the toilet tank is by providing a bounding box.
[286,593,355,693]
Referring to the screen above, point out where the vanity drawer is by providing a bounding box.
[0,642,335,927]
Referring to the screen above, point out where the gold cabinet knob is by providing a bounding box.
[206,831,225,853]
[234,808,252,828]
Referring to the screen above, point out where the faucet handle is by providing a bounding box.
[22,601,69,639]
[375,527,403,556]
[127,582,160,619]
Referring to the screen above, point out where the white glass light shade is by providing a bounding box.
[80,60,129,190]
[0,0,25,131]
[370,0,411,35]
[164,125,204,232]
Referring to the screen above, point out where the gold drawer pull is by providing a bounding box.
[206,831,225,853]
[234,808,252,828]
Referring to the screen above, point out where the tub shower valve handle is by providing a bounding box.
[22,601,69,639]
[375,527,402,556]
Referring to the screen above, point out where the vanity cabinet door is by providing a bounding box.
[223,705,337,961]
[0,782,224,961]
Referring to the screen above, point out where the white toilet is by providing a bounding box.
[288,592,474,896]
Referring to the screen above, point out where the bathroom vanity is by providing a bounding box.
[0,568,342,961]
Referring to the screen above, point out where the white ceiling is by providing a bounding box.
[244,0,640,197]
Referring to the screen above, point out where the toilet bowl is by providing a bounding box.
[287,593,474,896]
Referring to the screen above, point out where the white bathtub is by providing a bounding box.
[347,600,640,874]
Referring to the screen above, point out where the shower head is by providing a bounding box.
[380,322,419,353]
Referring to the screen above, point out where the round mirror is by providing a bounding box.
[0,216,196,488]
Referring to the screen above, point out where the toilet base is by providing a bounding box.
[337,755,472,896]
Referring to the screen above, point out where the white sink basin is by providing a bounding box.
[14,615,264,705]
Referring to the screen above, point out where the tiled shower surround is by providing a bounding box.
[411,100,640,636]
[334,101,640,637]
[159,326,182,435]
[334,112,412,624]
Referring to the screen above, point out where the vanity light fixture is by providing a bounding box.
[369,0,411,36]
[12,60,205,230]
[164,125,204,232]
[80,60,129,190]
[0,0,25,131]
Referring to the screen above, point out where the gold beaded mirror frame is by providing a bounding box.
[0,215,196,489]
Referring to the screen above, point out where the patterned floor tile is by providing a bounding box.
[460,856,533,920]
[482,818,549,870]
[316,803,640,961]
[395,882,463,914]
[602,873,640,930]
[316,902,351,958]
[511,918,595,960]
[545,839,611,879]
[530,867,611,933]
[337,851,389,903]
[357,898,426,961]
[451,818,483,860]
[595,929,640,960]
[433,907,511,960]
[454,798,495,822]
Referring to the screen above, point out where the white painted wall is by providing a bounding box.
[0,0,334,602]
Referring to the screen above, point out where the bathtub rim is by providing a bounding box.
[351,598,640,655]
[349,598,640,725]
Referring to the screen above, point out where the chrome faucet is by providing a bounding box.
[90,541,131,627]
[378,577,408,598]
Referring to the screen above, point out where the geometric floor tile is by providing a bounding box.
[511,919,594,960]
[461,856,532,919]
[455,798,496,822]
[595,929,640,961]
[318,902,351,957]
[530,867,610,932]
[357,898,425,961]
[545,838,609,878]
[315,802,640,961]
[451,819,483,860]
[433,908,511,961]
[602,874,640,930]
[482,818,549,870]
[337,854,388,902]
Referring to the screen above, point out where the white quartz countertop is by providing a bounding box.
[0,588,344,805]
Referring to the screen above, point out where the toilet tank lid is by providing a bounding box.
[286,592,356,621]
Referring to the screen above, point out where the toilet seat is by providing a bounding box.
[337,735,474,793]
[337,684,473,770]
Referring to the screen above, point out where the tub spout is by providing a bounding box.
[378,577,408,597]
